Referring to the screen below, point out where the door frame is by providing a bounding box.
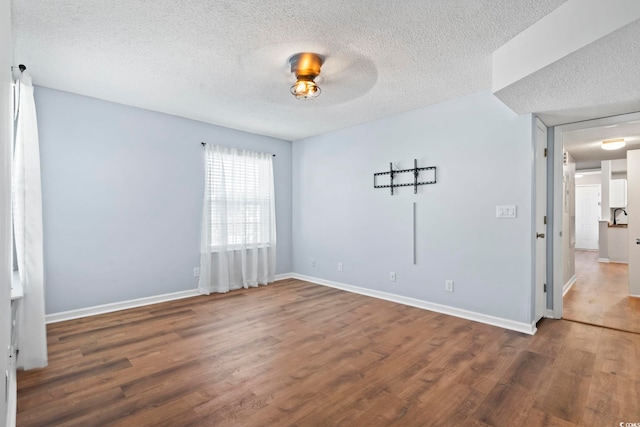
[533,117,547,323]
[550,111,640,319]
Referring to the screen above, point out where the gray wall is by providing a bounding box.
[36,87,292,314]
[292,92,535,324]
[1,0,13,419]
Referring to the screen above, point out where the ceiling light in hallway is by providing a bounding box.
[601,138,626,150]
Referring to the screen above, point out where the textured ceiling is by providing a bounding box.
[12,0,565,140]
[496,18,640,127]
[563,119,640,163]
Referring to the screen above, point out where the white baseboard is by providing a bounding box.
[597,258,610,263]
[545,309,555,319]
[563,275,577,297]
[45,289,201,324]
[46,274,296,324]
[291,273,536,335]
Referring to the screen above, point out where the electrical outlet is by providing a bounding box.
[338,262,343,272]
[390,272,396,282]
[445,280,454,292]
[311,259,316,267]
[193,267,200,277]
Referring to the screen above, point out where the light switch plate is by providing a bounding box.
[445,280,454,292]
[496,205,517,218]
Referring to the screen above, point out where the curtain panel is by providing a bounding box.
[13,71,47,369]
[199,145,276,294]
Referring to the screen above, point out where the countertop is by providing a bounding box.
[608,223,628,228]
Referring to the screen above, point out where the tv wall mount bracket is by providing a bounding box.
[374,159,437,195]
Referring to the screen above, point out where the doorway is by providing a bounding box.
[551,111,640,334]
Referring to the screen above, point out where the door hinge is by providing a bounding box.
[544,148,547,157]
[544,284,547,292]
[544,215,547,225]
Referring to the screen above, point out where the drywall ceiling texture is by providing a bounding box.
[12,0,564,140]
[496,18,640,127]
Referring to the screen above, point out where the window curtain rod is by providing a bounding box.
[201,142,275,156]
[11,64,27,72]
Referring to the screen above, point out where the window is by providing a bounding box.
[199,144,277,293]
[205,146,275,249]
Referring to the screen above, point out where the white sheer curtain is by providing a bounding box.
[13,71,47,369]
[199,145,276,294]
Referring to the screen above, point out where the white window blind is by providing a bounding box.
[206,147,274,248]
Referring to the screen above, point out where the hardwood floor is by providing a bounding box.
[18,279,640,426]
[564,250,640,334]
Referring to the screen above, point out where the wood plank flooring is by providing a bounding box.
[564,250,640,334]
[18,279,640,426]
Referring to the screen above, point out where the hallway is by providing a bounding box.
[563,250,640,334]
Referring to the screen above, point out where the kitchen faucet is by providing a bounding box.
[613,208,627,225]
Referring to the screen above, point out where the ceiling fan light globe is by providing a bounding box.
[289,52,323,99]
[291,80,321,99]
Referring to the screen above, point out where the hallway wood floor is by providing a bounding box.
[18,279,640,426]
[564,250,640,334]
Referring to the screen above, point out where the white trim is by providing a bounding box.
[291,273,537,335]
[545,309,555,319]
[45,274,296,324]
[629,294,640,298]
[209,243,271,252]
[552,126,564,319]
[275,273,294,281]
[45,289,201,324]
[6,359,16,427]
[563,274,577,296]
[597,258,610,263]
[574,185,601,189]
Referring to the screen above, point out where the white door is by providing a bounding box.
[575,185,600,250]
[535,119,547,321]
